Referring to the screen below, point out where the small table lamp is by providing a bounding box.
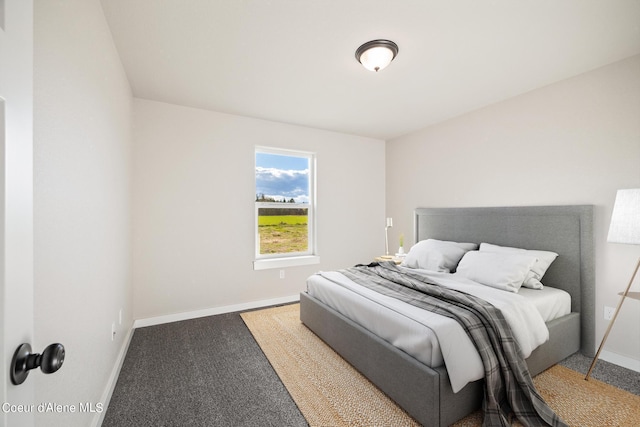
[384,217,393,256]
[586,188,640,380]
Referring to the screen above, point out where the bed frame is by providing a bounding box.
[300,205,595,426]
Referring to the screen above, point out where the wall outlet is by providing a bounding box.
[603,306,616,321]
[279,270,285,279]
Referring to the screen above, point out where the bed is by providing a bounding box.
[300,205,595,426]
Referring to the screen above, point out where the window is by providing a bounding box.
[254,147,318,269]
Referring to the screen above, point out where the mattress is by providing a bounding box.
[306,267,571,372]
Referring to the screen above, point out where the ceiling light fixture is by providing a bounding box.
[355,39,399,72]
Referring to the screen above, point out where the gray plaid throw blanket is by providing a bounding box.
[339,261,567,427]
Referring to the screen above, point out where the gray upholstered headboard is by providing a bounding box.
[414,205,595,356]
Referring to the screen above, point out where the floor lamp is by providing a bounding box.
[585,188,640,380]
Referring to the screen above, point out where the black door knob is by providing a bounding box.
[10,343,65,385]
[39,343,65,374]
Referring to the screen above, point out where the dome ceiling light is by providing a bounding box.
[355,39,399,72]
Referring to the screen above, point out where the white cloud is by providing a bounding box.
[256,167,309,203]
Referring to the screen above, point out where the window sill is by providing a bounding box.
[253,255,320,270]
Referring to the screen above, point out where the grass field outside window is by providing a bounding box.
[258,214,308,254]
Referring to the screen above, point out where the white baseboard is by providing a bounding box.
[92,325,134,427]
[599,350,640,373]
[133,294,301,329]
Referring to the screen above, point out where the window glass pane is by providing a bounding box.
[256,150,312,257]
[255,152,310,204]
[257,207,308,254]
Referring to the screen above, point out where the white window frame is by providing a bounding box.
[253,146,319,270]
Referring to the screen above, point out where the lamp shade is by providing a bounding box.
[607,188,640,245]
[355,40,398,72]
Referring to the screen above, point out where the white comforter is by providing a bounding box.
[315,267,550,393]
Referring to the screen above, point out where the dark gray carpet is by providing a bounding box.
[103,309,639,426]
[102,311,308,427]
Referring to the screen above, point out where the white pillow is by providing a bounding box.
[456,251,538,293]
[479,243,558,289]
[401,239,478,272]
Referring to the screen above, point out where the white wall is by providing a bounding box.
[33,1,133,426]
[133,99,385,320]
[387,55,640,366]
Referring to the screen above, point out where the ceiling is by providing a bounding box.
[100,0,640,140]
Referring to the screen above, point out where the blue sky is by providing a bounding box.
[255,153,310,203]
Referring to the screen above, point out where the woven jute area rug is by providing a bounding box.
[241,303,640,427]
